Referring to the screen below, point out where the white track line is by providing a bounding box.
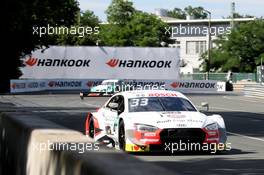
[227,132,264,142]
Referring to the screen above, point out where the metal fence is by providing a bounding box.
[180,73,257,83]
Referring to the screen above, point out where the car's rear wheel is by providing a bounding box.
[118,121,126,151]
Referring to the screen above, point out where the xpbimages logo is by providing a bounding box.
[32,24,99,37]
[164,141,232,154]
[24,57,91,67]
[106,58,172,68]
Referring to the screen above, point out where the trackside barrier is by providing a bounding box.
[10,79,226,93]
[244,84,264,99]
[0,113,176,175]
[180,73,257,83]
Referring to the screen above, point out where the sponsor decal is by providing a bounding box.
[157,120,187,127]
[27,82,38,88]
[48,81,82,88]
[88,93,100,96]
[187,119,203,123]
[149,93,177,97]
[86,81,94,87]
[170,82,216,89]
[10,80,46,93]
[106,58,119,67]
[157,119,172,124]
[162,112,186,118]
[86,81,102,87]
[25,56,38,66]
[11,83,26,89]
[10,83,16,89]
[126,81,165,87]
[27,82,46,89]
[175,123,187,127]
[106,58,172,68]
[24,57,91,67]
[170,82,179,88]
[48,81,55,87]
[135,94,146,97]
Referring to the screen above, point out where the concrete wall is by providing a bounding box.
[0,112,176,175]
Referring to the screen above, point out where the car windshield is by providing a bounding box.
[128,97,197,112]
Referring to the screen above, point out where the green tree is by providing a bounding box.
[167,6,208,19]
[1,0,79,92]
[106,0,135,25]
[99,24,132,46]
[184,6,208,19]
[80,10,100,26]
[200,20,264,72]
[127,12,170,46]
[56,10,100,45]
[167,8,186,19]
[101,0,170,47]
[100,11,170,47]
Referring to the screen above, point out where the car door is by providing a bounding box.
[101,95,124,135]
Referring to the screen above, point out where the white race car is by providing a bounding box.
[80,79,125,99]
[85,90,227,152]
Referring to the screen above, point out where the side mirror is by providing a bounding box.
[108,102,119,109]
[201,102,209,112]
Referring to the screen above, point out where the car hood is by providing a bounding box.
[125,111,209,129]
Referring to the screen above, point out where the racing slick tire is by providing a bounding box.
[89,117,95,138]
[118,120,126,151]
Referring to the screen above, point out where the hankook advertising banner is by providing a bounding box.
[20,46,180,79]
[10,79,226,93]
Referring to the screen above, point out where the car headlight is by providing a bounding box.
[134,124,158,132]
[205,123,218,130]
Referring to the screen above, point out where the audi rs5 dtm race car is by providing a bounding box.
[85,90,228,153]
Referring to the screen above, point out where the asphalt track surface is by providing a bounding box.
[1,93,264,175]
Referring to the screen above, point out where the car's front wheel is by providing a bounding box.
[118,121,126,151]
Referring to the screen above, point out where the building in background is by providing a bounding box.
[155,9,255,74]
